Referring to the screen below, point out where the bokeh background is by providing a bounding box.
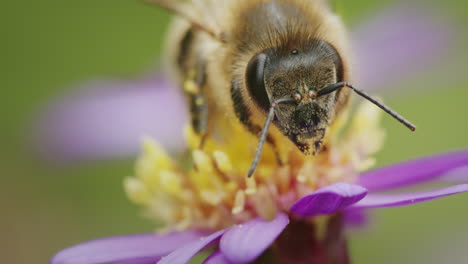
[2,0,468,263]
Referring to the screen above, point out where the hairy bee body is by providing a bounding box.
[164,0,353,158]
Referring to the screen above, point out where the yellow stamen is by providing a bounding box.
[213,150,233,174]
[124,177,152,205]
[158,170,183,197]
[193,150,213,173]
[232,190,246,215]
[200,190,224,205]
[245,177,257,195]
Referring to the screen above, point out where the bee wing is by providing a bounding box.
[144,0,223,40]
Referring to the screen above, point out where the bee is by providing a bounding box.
[146,0,415,177]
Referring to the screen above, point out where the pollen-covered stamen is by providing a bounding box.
[232,190,246,214]
[213,151,233,173]
[245,177,258,195]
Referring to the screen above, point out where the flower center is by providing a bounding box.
[124,102,384,232]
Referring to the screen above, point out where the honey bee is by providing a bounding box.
[146,0,415,177]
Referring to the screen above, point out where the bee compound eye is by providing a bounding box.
[245,53,270,111]
[293,92,302,103]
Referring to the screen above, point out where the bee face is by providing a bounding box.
[246,40,344,154]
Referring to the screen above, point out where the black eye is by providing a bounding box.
[291,49,299,55]
[245,53,270,111]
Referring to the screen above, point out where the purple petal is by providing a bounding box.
[351,184,468,209]
[33,77,187,162]
[440,166,468,183]
[202,250,233,264]
[358,149,468,192]
[343,209,368,228]
[157,230,226,264]
[50,232,203,264]
[220,213,289,264]
[353,3,454,91]
[290,183,368,217]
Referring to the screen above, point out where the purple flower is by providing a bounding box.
[51,150,468,264]
[32,3,455,161]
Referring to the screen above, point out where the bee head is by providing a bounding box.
[245,40,344,154]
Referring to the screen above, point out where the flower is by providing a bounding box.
[32,3,455,162]
[51,100,468,264]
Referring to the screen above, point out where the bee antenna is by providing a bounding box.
[316,82,416,131]
[248,97,295,178]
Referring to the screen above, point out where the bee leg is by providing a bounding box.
[189,93,208,148]
[184,62,208,148]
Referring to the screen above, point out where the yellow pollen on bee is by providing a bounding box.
[184,79,200,94]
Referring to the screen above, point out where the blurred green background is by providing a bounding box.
[2,0,468,263]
